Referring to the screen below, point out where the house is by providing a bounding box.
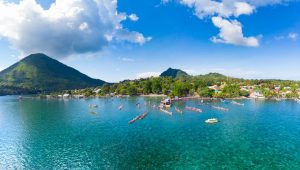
[274,85,280,90]
[240,86,250,91]
[250,91,265,98]
[93,88,101,94]
[208,85,220,92]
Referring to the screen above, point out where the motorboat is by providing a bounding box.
[205,118,219,124]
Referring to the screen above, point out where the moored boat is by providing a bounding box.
[231,101,244,106]
[212,106,229,111]
[118,105,124,110]
[185,106,202,113]
[160,98,171,108]
[175,107,183,114]
[160,108,172,116]
[129,111,149,124]
[205,118,219,124]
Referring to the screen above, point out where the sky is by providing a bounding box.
[0,0,299,82]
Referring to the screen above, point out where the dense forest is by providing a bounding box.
[62,72,300,99]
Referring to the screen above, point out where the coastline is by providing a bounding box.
[12,93,300,101]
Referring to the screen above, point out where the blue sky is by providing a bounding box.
[0,0,300,82]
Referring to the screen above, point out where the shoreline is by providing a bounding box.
[8,94,300,101]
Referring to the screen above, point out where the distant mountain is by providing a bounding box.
[0,53,105,95]
[160,68,189,78]
[196,73,228,79]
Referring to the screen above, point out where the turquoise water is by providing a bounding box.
[1,96,300,169]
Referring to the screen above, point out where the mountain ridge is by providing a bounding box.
[0,53,105,95]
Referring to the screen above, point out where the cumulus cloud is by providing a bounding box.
[0,0,151,58]
[211,17,259,47]
[136,72,160,79]
[173,0,262,47]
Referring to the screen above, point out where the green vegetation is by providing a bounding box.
[160,68,189,78]
[0,53,105,95]
[61,70,300,99]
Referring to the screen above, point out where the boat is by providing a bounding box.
[175,107,183,114]
[212,106,229,111]
[205,118,219,124]
[295,98,300,103]
[231,101,244,106]
[89,104,98,108]
[160,108,172,116]
[220,99,230,103]
[129,112,149,124]
[185,106,202,113]
[118,105,124,110]
[160,98,171,108]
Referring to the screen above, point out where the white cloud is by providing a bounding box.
[136,72,160,79]
[211,17,259,47]
[0,0,151,58]
[179,0,254,19]
[115,29,152,45]
[120,57,135,62]
[275,32,299,41]
[245,0,289,6]
[128,14,139,22]
[176,0,262,47]
[288,32,298,40]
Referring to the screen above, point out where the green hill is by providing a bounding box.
[0,53,105,95]
[196,73,228,80]
[160,68,189,78]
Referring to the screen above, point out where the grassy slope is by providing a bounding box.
[0,53,105,94]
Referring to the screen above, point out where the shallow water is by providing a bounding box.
[1,96,300,169]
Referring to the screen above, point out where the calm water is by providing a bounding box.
[1,96,300,169]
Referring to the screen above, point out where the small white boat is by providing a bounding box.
[231,101,244,106]
[295,98,300,103]
[205,118,219,124]
[118,105,124,110]
[89,104,98,108]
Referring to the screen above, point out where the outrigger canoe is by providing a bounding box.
[175,107,183,114]
[212,106,229,111]
[231,101,244,106]
[185,106,202,113]
[129,111,149,124]
[160,108,172,116]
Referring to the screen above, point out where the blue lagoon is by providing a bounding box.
[1,96,300,169]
